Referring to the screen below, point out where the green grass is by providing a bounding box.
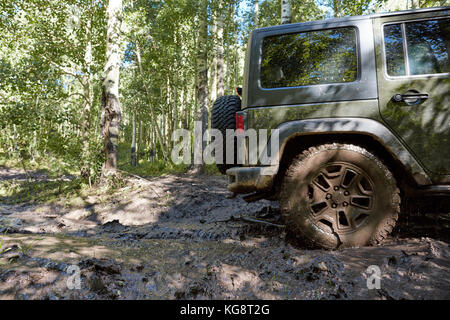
[0,178,85,204]
[0,141,223,205]
[203,164,221,176]
[119,156,222,177]
[17,241,35,256]
[0,153,78,179]
[0,229,12,265]
[117,142,189,176]
[0,230,11,255]
[117,142,221,177]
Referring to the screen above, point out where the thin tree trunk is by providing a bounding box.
[225,1,235,95]
[12,124,18,153]
[216,0,225,98]
[211,11,218,105]
[131,111,136,166]
[148,125,153,161]
[138,119,143,161]
[254,0,259,28]
[81,17,93,178]
[281,0,291,24]
[101,0,122,175]
[234,23,239,91]
[173,72,179,132]
[167,76,173,150]
[31,95,39,161]
[193,0,209,174]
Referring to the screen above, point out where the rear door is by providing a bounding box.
[373,10,450,179]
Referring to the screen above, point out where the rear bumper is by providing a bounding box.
[226,166,278,194]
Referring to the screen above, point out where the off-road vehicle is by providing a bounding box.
[211,6,450,249]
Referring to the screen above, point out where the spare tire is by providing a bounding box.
[211,95,241,174]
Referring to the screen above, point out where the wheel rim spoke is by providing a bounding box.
[313,208,338,230]
[309,183,327,201]
[310,201,328,215]
[308,162,376,234]
[323,164,344,178]
[357,176,374,195]
[340,167,359,189]
[350,195,372,210]
[312,172,332,192]
[345,207,363,229]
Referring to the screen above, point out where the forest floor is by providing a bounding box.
[0,166,449,300]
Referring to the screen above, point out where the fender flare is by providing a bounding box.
[266,118,432,185]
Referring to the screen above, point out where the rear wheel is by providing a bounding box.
[280,143,400,249]
[211,95,241,174]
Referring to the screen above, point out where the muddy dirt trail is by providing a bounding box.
[0,167,449,300]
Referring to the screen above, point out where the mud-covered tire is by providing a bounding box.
[280,144,400,249]
[211,95,241,175]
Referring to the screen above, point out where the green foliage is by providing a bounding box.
[258,0,325,27]
[118,142,189,176]
[0,0,105,179]
[0,154,77,178]
[17,241,35,256]
[203,164,222,176]
[0,230,11,256]
[0,178,84,204]
[1,0,446,180]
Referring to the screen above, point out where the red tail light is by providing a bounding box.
[236,114,244,132]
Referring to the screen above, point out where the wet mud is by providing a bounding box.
[0,168,449,300]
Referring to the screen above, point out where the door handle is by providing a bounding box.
[392,92,429,103]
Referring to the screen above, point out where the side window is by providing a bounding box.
[260,27,358,88]
[406,19,450,75]
[383,18,450,76]
[384,24,405,76]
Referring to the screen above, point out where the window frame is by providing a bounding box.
[382,16,450,79]
[259,26,361,89]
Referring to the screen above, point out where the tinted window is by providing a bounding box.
[384,24,406,76]
[383,18,450,76]
[260,28,358,88]
[406,19,450,75]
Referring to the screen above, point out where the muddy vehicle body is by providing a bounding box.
[211,7,450,249]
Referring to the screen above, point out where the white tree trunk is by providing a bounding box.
[216,0,224,97]
[210,12,218,104]
[254,0,259,28]
[81,16,93,178]
[193,0,209,174]
[281,0,291,24]
[131,111,136,166]
[101,0,122,173]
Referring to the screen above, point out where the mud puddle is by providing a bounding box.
[1,233,449,300]
[0,169,449,300]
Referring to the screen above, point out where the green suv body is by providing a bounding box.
[211,6,449,249]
